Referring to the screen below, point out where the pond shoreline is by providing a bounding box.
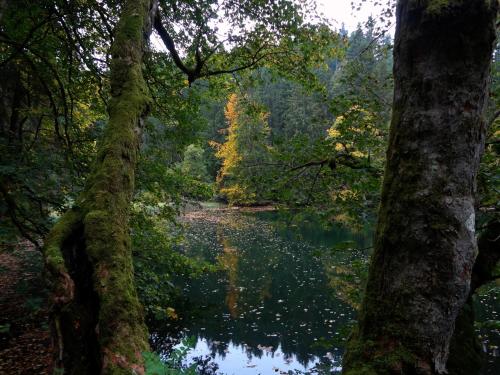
[181,202,279,222]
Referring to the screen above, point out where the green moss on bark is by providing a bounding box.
[343,325,418,375]
[44,209,82,275]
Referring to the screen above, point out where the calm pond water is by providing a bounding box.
[150,208,500,375]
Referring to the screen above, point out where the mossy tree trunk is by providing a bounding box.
[43,0,156,373]
[342,1,497,374]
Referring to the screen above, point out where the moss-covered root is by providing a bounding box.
[342,227,500,375]
[342,329,418,375]
[42,208,83,369]
[43,208,83,305]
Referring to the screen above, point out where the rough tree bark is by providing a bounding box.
[342,1,497,374]
[43,0,156,373]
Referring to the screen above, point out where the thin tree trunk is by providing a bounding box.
[342,1,497,374]
[43,0,156,373]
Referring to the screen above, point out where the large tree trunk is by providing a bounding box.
[43,0,156,373]
[342,1,497,374]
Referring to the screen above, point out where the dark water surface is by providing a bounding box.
[151,209,500,375]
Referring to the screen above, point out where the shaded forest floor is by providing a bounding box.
[0,243,53,374]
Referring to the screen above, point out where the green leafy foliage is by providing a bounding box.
[143,337,197,375]
[0,324,10,334]
[133,126,217,321]
[180,144,214,200]
[0,0,109,247]
[200,23,392,227]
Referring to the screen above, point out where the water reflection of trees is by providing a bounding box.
[164,212,370,369]
[322,250,370,310]
[217,237,240,318]
[147,211,374,374]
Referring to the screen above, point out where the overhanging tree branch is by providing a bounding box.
[153,11,194,79]
[153,8,277,85]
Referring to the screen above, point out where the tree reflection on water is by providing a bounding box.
[150,210,372,374]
